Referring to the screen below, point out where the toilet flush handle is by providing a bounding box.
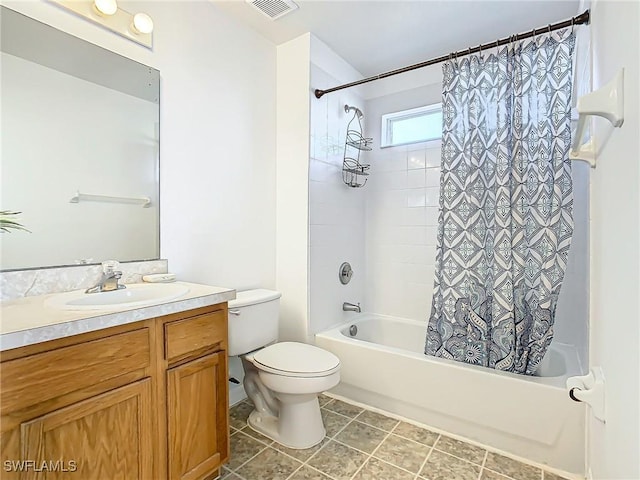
[229,309,241,316]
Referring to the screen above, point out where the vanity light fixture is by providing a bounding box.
[93,0,117,16]
[131,12,153,35]
[48,0,153,49]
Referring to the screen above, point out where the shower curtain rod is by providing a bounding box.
[314,9,590,99]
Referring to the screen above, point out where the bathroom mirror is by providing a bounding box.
[0,6,160,271]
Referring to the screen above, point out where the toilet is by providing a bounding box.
[228,289,340,449]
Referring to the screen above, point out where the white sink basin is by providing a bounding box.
[46,283,190,311]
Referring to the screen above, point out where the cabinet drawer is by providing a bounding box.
[164,310,226,363]
[0,328,150,414]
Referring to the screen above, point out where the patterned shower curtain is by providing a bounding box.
[425,28,575,375]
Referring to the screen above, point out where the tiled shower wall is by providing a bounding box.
[364,142,441,320]
[363,84,443,321]
[308,63,366,335]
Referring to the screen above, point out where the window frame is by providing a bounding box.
[380,103,443,148]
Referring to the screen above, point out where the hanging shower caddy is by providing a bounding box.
[342,104,372,188]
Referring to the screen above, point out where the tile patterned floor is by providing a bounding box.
[221,396,573,480]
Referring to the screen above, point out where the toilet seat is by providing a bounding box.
[252,342,340,378]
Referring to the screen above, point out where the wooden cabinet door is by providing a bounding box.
[167,351,229,480]
[20,378,153,480]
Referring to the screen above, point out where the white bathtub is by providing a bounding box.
[316,314,585,475]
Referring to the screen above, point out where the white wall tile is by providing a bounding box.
[408,150,426,169]
[425,146,442,168]
[425,187,440,207]
[425,207,439,226]
[401,207,427,226]
[407,168,426,188]
[388,170,408,189]
[407,190,427,208]
[425,167,441,187]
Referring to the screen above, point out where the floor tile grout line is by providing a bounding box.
[355,422,441,478]
[320,406,360,423]
[347,426,396,480]
[345,420,436,480]
[477,450,489,480]
[283,463,305,480]
[482,465,522,480]
[228,470,250,480]
[332,436,386,459]
[269,440,326,468]
[231,442,309,480]
[327,413,358,439]
[321,406,364,421]
[414,442,436,480]
[225,431,270,474]
[238,426,275,448]
[289,429,353,478]
[302,463,342,480]
[350,415,400,434]
[244,437,339,480]
[428,445,487,468]
[391,430,440,449]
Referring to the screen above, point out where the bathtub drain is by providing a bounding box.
[349,325,358,337]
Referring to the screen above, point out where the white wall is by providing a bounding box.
[588,1,640,478]
[276,34,311,342]
[2,1,277,291]
[1,52,158,269]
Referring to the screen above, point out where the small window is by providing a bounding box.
[381,104,442,148]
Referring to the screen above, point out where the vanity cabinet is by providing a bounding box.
[0,303,229,480]
[167,352,227,480]
[21,379,154,479]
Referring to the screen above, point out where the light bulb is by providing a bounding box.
[94,0,117,16]
[132,12,153,34]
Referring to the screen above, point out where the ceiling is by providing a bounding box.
[211,0,581,77]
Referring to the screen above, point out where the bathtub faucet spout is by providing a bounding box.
[343,302,361,313]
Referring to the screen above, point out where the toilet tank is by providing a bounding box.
[227,289,282,356]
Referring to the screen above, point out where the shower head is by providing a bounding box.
[344,104,364,119]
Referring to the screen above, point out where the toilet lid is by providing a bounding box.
[252,342,340,376]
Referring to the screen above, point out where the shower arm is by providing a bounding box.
[345,104,364,120]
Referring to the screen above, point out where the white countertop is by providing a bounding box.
[0,282,235,351]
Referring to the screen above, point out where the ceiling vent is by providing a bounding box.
[246,0,299,20]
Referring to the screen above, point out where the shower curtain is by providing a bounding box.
[425,28,575,375]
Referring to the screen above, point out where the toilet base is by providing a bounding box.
[247,393,326,449]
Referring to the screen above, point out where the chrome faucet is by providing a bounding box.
[343,302,361,313]
[86,260,125,294]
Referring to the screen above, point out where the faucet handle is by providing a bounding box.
[102,260,121,274]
